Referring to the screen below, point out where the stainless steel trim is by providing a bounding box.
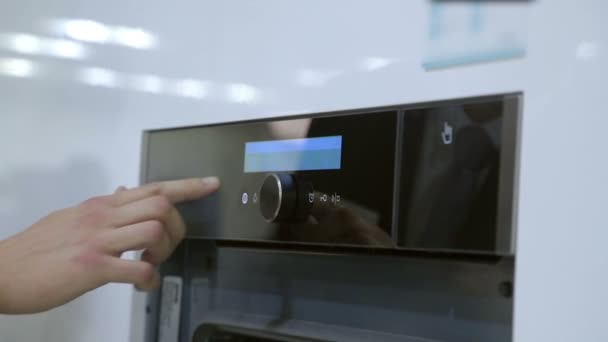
[495,93,523,255]
[391,110,405,245]
[132,130,160,342]
[264,173,283,222]
[145,93,522,134]
[139,131,150,187]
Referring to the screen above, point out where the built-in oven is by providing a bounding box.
[140,93,521,342]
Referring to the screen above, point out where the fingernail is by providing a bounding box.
[201,176,220,187]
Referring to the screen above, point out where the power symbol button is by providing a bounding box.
[308,192,315,203]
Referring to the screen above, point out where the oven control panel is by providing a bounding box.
[143,94,520,255]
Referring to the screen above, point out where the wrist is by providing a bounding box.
[0,239,7,313]
[0,238,15,314]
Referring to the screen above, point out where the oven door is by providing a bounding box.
[192,323,439,342]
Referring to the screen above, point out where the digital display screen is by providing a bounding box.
[244,136,342,173]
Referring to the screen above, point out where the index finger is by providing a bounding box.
[111,177,220,206]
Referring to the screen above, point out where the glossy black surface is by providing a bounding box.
[260,173,291,222]
[146,111,397,246]
[398,99,507,252]
[143,94,519,253]
[159,241,513,342]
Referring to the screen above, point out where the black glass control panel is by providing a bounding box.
[143,94,520,255]
[145,111,397,246]
[399,100,512,252]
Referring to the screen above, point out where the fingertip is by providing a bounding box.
[135,273,160,292]
[135,264,160,291]
[148,271,161,290]
[201,176,220,190]
[149,270,161,290]
[196,177,220,198]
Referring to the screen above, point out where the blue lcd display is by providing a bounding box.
[244,136,342,173]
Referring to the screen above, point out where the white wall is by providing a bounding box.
[0,1,606,341]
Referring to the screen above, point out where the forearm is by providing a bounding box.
[0,238,12,313]
[0,234,29,314]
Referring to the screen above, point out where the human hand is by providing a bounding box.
[0,177,219,314]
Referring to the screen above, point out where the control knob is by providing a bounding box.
[259,173,313,222]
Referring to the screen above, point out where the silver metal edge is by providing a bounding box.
[495,93,523,255]
[130,130,156,342]
[264,173,283,222]
[391,111,405,245]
